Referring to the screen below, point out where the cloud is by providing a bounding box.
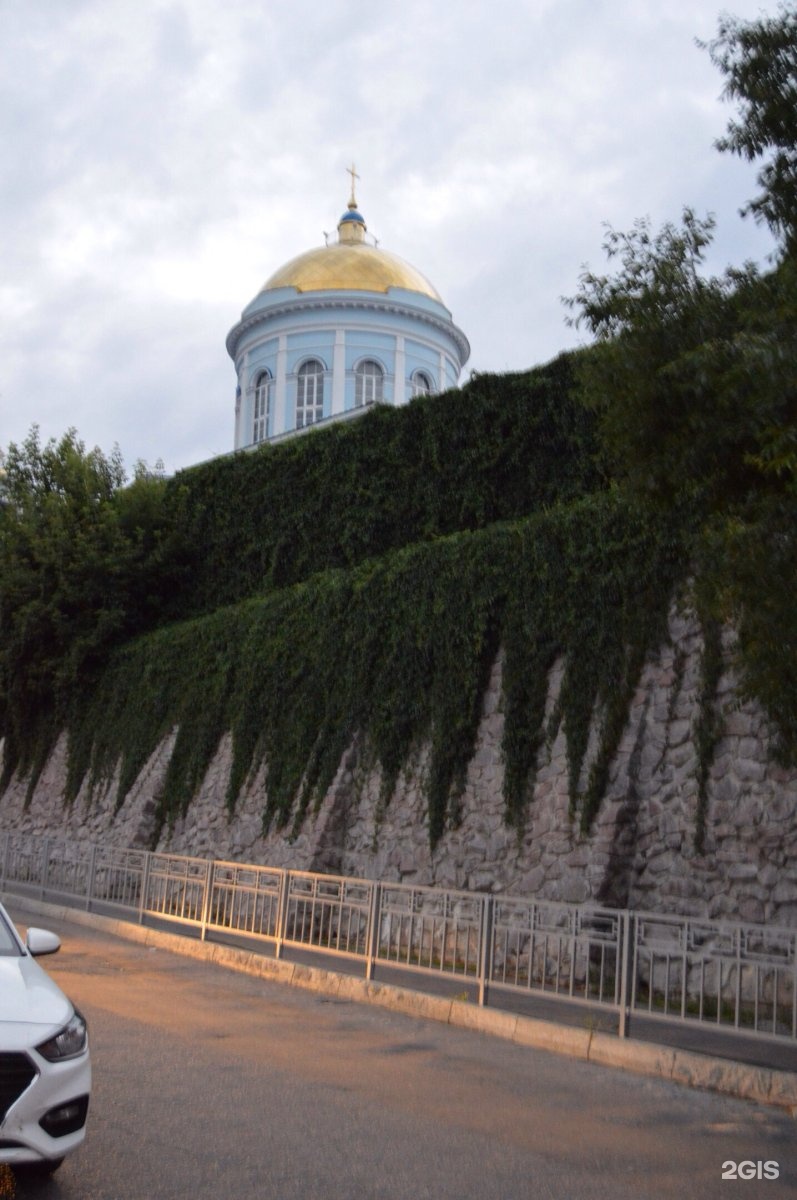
[0,0,779,471]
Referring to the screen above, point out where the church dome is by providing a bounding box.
[227,170,469,450]
[257,190,443,302]
[260,242,443,302]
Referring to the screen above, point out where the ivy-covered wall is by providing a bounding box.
[3,356,696,857]
[162,353,603,617]
[62,490,685,845]
[5,606,797,928]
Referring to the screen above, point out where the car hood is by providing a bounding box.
[0,955,72,1036]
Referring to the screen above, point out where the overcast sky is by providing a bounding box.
[0,0,779,474]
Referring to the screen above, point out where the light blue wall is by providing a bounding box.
[229,284,469,445]
[404,338,440,393]
[287,331,334,373]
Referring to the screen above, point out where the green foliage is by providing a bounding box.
[703,2,797,254]
[164,355,603,617]
[564,217,797,763]
[63,490,685,846]
[7,3,797,844]
[0,428,180,795]
[698,493,797,765]
[561,3,797,769]
[563,211,794,513]
[1,363,619,844]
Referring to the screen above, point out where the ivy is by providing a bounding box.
[61,491,686,847]
[164,353,603,618]
[1,361,698,847]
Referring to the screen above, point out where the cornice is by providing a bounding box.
[226,293,470,366]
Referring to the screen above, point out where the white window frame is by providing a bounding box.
[354,359,384,408]
[253,371,272,443]
[296,359,325,428]
[410,370,434,398]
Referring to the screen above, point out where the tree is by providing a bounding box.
[563,6,797,760]
[703,3,797,255]
[562,211,797,513]
[0,428,177,792]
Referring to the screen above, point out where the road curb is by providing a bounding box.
[8,894,797,1115]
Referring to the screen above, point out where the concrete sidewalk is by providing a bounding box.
[9,893,797,1116]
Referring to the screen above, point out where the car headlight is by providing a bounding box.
[36,1010,88,1062]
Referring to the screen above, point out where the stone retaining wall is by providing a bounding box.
[2,609,796,925]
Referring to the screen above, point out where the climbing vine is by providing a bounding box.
[164,353,603,618]
[5,355,756,850]
[62,490,687,846]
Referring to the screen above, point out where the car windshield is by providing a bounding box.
[0,908,23,956]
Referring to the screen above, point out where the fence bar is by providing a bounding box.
[274,870,288,960]
[365,883,380,981]
[85,844,97,912]
[2,831,796,1048]
[478,896,493,1007]
[200,860,214,942]
[618,911,631,1038]
[138,852,151,924]
[39,838,50,899]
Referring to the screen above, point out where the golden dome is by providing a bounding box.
[261,242,443,303]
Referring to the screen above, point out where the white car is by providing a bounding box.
[0,902,91,1175]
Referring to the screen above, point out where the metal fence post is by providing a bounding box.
[478,896,494,1007]
[618,910,632,1039]
[40,838,50,900]
[138,852,152,925]
[85,844,97,912]
[274,869,289,959]
[1,832,9,890]
[200,860,215,942]
[365,882,381,981]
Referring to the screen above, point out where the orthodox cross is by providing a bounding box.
[347,162,360,207]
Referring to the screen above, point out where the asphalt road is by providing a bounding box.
[7,907,796,1200]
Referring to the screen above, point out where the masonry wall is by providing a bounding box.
[2,609,796,926]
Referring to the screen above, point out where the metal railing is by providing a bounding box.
[630,912,797,1041]
[2,831,795,1046]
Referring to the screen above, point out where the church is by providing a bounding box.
[226,169,470,448]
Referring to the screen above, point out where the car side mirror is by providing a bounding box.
[26,928,62,957]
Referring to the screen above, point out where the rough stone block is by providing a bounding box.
[738,736,764,761]
[670,745,697,771]
[737,898,765,923]
[517,867,545,894]
[726,863,760,880]
[667,719,691,748]
[559,878,589,904]
[772,880,797,903]
[723,711,753,737]
[735,759,767,784]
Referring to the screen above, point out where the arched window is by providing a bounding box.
[410,370,434,398]
[296,359,324,428]
[355,359,384,407]
[253,371,272,443]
